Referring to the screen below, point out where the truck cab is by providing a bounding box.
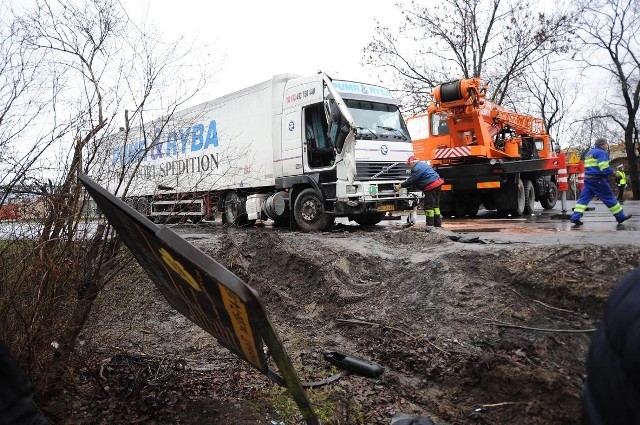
[275,74,417,230]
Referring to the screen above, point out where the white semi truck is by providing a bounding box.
[103,72,418,232]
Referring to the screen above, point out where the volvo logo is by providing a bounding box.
[380,144,389,155]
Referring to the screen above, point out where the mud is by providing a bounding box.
[62,224,640,425]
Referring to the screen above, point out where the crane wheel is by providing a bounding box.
[523,180,535,214]
[540,182,558,210]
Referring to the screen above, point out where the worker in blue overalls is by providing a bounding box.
[570,138,632,226]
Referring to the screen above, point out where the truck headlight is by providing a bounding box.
[346,185,357,194]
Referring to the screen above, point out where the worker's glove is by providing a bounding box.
[393,184,402,192]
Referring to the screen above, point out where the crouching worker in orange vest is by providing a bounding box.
[394,155,444,228]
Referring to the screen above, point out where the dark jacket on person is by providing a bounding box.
[582,267,640,425]
[399,161,440,191]
[0,342,49,424]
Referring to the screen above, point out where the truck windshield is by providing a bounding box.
[344,100,411,142]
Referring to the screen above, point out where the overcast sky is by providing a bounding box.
[133,0,402,99]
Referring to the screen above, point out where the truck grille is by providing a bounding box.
[356,162,410,180]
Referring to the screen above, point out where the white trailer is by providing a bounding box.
[103,73,419,232]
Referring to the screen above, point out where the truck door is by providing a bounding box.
[304,104,334,169]
[323,76,356,183]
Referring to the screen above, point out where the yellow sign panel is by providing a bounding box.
[219,285,263,368]
[569,153,580,164]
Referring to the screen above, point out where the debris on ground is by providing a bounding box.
[49,225,640,424]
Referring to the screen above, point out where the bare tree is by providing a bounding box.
[364,0,575,113]
[518,56,580,142]
[576,0,640,199]
[1,0,219,403]
[565,109,624,154]
[0,3,70,205]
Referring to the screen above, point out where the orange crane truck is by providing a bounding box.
[406,78,562,217]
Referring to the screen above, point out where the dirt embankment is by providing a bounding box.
[58,225,640,425]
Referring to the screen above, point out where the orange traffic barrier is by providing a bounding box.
[557,153,568,192]
[577,162,584,190]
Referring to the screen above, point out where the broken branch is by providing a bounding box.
[484,322,596,333]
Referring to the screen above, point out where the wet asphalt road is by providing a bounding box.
[1,201,636,247]
[356,199,640,246]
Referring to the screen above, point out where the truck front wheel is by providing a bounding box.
[293,188,332,232]
[352,212,385,226]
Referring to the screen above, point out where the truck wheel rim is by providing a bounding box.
[301,199,320,221]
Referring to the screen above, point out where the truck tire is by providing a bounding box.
[451,196,467,217]
[498,178,525,217]
[450,196,479,217]
[272,216,290,228]
[125,197,137,210]
[293,188,332,232]
[223,191,249,226]
[465,201,480,217]
[540,181,558,210]
[482,194,496,211]
[353,212,385,226]
[523,180,535,215]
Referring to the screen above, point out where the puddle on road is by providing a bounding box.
[448,227,502,233]
[447,225,563,234]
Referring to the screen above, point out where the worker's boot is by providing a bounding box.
[425,215,434,228]
[617,214,632,224]
[434,215,442,227]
